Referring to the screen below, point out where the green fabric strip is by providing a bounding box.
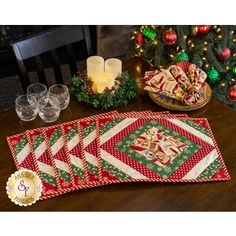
[58,169,71,182]
[102,159,132,180]
[180,119,211,137]
[66,126,78,141]
[14,135,28,155]
[87,162,99,176]
[72,164,85,178]
[100,118,124,135]
[198,158,222,179]
[82,121,96,139]
[40,172,57,187]
[49,128,62,146]
[32,133,44,150]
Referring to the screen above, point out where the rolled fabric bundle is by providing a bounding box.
[143,63,206,106]
[182,91,201,105]
[188,64,207,90]
[144,69,185,101]
[176,61,191,73]
[143,69,161,82]
[168,65,192,92]
[168,65,200,105]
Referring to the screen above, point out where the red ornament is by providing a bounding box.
[162,28,177,45]
[176,61,191,73]
[228,85,236,102]
[136,32,144,45]
[196,25,210,36]
[218,47,231,60]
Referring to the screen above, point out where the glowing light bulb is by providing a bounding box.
[136,65,141,73]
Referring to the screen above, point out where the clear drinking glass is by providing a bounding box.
[15,95,38,121]
[48,84,70,110]
[38,95,60,123]
[27,83,48,101]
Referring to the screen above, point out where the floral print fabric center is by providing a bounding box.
[129,127,188,167]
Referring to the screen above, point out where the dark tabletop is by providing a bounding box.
[0,57,236,211]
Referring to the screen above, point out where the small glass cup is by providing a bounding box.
[38,95,60,123]
[48,84,70,110]
[27,83,48,101]
[15,95,38,121]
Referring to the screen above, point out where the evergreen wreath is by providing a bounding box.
[70,71,138,110]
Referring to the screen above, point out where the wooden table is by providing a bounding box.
[1,57,236,211]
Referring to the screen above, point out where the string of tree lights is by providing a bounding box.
[131,25,236,108]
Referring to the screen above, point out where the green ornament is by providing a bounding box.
[232,66,236,75]
[207,68,219,83]
[142,27,157,40]
[176,51,189,62]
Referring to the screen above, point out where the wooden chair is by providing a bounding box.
[11,26,93,92]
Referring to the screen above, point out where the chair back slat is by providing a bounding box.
[35,55,48,87]
[11,44,30,92]
[66,44,78,76]
[51,49,64,84]
[83,26,93,56]
[11,26,93,91]
[13,26,85,60]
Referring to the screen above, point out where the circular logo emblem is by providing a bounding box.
[6,169,42,206]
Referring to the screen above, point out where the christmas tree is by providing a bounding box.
[131,25,236,108]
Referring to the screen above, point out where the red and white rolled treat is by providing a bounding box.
[188,64,207,90]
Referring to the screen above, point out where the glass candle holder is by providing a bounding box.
[15,94,38,121]
[38,95,60,123]
[48,84,70,110]
[27,83,48,101]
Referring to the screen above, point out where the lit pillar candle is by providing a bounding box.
[87,55,104,81]
[86,56,122,93]
[105,58,122,85]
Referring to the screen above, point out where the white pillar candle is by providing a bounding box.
[105,58,122,80]
[87,56,104,82]
[86,56,122,93]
